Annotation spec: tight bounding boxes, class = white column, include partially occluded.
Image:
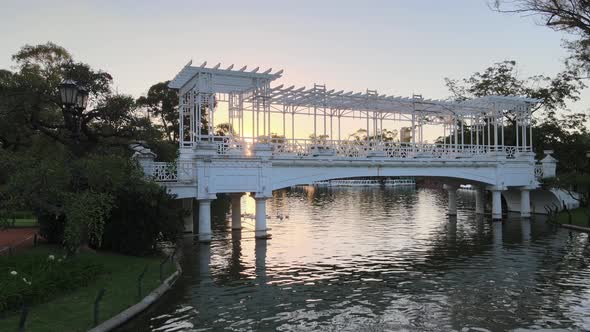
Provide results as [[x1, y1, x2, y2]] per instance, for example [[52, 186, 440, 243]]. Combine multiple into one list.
[[444, 184, 458, 216], [255, 197, 269, 239], [198, 199, 212, 242], [520, 188, 531, 218], [231, 193, 243, 230], [491, 190, 503, 221], [475, 187, 485, 214]]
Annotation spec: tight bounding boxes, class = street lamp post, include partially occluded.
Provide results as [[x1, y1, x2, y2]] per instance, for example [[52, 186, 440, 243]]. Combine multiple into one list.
[[58, 80, 88, 156]]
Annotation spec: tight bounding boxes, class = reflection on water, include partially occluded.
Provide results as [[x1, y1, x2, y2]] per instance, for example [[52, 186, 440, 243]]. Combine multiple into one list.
[[119, 187, 590, 331]]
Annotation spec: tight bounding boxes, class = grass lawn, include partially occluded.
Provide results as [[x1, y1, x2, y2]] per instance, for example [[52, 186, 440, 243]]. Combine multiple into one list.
[[0, 245, 176, 332], [1, 212, 38, 228], [10, 218, 38, 227], [556, 207, 590, 227]]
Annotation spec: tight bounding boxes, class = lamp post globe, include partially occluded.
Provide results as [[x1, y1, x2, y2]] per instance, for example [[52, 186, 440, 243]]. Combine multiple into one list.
[[75, 86, 89, 111], [58, 79, 79, 107]]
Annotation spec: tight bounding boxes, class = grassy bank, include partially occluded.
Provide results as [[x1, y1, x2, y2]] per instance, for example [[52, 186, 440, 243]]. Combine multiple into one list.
[[556, 207, 590, 227], [0, 245, 176, 331]]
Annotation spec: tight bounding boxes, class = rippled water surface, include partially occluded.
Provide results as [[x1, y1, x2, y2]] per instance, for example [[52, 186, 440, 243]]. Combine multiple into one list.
[[120, 187, 590, 331]]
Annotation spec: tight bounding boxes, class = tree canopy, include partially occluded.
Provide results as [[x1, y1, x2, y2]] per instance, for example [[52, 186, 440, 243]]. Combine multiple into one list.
[[0, 43, 182, 254]]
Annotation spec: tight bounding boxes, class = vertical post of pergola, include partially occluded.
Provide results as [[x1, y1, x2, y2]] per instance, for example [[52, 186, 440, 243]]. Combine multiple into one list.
[[255, 82, 259, 140], [282, 105, 286, 139], [209, 94, 214, 142], [522, 106, 527, 152], [487, 117, 491, 151], [514, 113, 520, 151], [195, 90, 201, 143], [252, 92, 256, 143], [291, 107, 295, 143], [239, 94, 244, 139], [460, 116, 464, 151], [267, 83, 271, 139], [469, 117, 473, 148], [338, 113, 341, 142], [411, 113, 416, 149], [330, 109, 333, 144], [493, 103, 498, 152], [454, 115, 458, 152], [313, 87, 318, 142], [366, 110, 370, 145], [323, 91, 327, 140], [528, 106, 533, 152], [501, 108, 505, 150]]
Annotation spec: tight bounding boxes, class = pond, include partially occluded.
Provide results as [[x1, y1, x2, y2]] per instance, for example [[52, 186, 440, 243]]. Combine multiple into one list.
[[119, 186, 590, 331]]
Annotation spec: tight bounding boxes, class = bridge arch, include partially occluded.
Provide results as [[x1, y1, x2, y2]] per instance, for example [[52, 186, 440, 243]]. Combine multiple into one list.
[[269, 165, 497, 191]]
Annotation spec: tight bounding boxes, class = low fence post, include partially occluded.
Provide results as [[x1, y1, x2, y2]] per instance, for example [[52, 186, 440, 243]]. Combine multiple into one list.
[[93, 288, 106, 327], [159, 257, 168, 282], [137, 266, 148, 301], [17, 304, 28, 332]]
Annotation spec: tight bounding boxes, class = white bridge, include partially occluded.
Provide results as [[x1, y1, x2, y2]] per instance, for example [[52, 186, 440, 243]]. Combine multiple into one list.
[[135, 61, 562, 242]]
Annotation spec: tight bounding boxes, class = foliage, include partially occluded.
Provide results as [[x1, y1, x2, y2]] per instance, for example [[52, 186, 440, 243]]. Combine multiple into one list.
[[63, 191, 113, 253], [346, 128, 398, 142], [215, 122, 235, 136], [0, 43, 183, 254], [38, 213, 66, 244], [445, 60, 585, 119], [446, 59, 590, 204], [0, 42, 146, 156], [136, 81, 179, 143], [0, 247, 104, 313], [493, 1, 590, 77], [100, 179, 183, 256], [444, 60, 589, 162]]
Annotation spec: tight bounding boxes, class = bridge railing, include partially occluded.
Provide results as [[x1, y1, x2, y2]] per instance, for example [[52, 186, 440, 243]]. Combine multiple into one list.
[[145, 161, 196, 183], [184, 136, 533, 160], [256, 138, 530, 159]]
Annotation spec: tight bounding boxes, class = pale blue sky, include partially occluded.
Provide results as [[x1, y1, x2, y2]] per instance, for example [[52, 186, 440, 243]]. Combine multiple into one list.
[[0, 0, 587, 110]]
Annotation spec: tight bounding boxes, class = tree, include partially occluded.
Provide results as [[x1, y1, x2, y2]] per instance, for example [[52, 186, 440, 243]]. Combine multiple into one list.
[[0, 43, 182, 254], [445, 60, 585, 122], [136, 81, 179, 143], [215, 122, 235, 136], [492, 1, 590, 77], [0, 43, 143, 157], [446, 59, 590, 205]]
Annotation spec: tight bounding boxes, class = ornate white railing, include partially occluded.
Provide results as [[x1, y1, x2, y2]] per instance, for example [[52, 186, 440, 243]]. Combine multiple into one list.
[[146, 162, 195, 183], [534, 164, 543, 179], [180, 136, 533, 160]]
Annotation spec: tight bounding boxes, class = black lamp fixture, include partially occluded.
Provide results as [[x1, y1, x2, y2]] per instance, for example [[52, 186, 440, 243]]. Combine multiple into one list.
[[75, 86, 89, 111], [58, 79, 79, 107]]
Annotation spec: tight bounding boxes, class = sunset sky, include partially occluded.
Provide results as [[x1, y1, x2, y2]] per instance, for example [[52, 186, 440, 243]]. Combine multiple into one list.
[[1, 0, 586, 140]]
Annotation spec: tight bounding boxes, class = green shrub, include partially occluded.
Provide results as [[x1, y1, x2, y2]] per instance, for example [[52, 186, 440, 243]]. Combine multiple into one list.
[[99, 180, 183, 256], [0, 249, 103, 313], [38, 212, 66, 244]]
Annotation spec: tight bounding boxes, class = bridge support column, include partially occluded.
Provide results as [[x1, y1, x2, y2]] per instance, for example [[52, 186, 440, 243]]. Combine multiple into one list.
[[198, 199, 212, 243], [230, 193, 244, 230], [491, 189, 503, 221], [444, 184, 458, 216], [255, 197, 270, 239], [520, 188, 531, 218], [475, 186, 485, 214]]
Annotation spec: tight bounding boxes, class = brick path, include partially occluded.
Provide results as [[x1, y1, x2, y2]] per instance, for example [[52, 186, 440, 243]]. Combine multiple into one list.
[[0, 228, 39, 255]]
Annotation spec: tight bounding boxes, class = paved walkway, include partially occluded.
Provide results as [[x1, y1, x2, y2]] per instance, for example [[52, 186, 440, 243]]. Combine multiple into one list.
[[0, 228, 39, 255]]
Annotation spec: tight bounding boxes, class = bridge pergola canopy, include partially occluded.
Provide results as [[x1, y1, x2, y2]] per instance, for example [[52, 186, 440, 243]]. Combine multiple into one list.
[[169, 61, 541, 152]]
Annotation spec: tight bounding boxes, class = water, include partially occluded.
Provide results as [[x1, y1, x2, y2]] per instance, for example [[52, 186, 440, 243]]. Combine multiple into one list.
[[119, 187, 590, 331]]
